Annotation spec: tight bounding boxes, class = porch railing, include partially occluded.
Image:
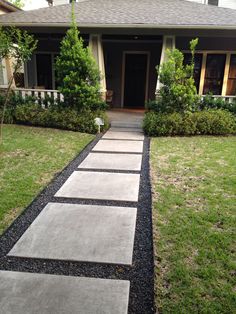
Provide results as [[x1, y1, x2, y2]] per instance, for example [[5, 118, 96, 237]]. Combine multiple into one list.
[[201, 95, 236, 103], [0, 87, 64, 105]]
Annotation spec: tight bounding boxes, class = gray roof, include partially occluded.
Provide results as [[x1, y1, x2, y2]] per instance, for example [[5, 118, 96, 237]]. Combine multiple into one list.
[[0, 0, 236, 29]]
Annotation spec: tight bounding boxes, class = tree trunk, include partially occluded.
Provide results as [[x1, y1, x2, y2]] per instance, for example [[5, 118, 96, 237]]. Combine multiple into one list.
[[0, 63, 20, 144]]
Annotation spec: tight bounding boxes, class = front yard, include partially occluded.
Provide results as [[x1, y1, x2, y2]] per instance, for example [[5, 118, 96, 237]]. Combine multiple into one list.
[[151, 136, 236, 313], [0, 125, 94, 235]]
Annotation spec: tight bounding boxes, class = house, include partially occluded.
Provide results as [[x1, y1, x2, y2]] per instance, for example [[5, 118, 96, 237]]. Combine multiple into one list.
[[0, 0, 21, 87], [187, 0, 236, 10], [0, 0, 236, 108]]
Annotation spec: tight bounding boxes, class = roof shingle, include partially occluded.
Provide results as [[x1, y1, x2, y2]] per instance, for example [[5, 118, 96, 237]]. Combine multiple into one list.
[[0, 0, 236, 28]]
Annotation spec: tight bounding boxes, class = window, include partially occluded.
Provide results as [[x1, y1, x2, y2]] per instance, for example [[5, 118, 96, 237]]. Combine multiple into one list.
[[208, 0, 219, 6], [36, 54, 53, 89], [183, 53, 203, 93], [203, 54, 226, 95], [226, 54, 236, 96]]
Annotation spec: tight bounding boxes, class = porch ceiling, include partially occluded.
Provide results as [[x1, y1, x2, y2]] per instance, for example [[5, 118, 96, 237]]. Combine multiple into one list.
[[0, 0, 236, 30]]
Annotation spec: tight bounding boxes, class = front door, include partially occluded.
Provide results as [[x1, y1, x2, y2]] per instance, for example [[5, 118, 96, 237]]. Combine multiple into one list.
[[123, 53, 148, 108]]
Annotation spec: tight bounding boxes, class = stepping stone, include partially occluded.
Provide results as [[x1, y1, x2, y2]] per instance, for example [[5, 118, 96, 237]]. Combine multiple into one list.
[[109, 127, 143, 133], [55, 171, 140, 202], [8, 203, 137, 265], [79, 153, 142, 171], [93, 140, 143, 153], [111, 122, 142, 128], [103, 130, 144, 141], [0, 271, 130, 314]]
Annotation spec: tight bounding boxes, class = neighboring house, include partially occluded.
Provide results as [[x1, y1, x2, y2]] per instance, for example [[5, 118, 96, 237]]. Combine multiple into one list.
[[0, 0, 236, 108], [0, 0, 21, 87], [187, 0, 236, 9], [46, 0, 81, 6]]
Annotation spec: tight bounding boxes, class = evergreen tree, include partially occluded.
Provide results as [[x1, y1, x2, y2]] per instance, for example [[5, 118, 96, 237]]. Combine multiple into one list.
[[55, 1, 102, 111]]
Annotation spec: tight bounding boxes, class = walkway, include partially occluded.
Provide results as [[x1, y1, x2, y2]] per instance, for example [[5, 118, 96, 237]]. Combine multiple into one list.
[[0, 111, 154, 313]]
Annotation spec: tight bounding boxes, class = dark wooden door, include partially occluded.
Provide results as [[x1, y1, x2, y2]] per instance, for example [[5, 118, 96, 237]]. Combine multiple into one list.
[[123, 53, 148, 108]]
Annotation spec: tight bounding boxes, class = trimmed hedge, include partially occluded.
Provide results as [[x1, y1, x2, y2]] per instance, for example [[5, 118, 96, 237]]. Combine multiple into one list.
[[14, 104, 109, 134], [143, 110, 236, 136]]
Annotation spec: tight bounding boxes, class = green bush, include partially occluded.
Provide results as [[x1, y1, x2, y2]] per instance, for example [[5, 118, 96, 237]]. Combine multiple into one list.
[[55, 2, 104, 112], [15, 104, 109, 134], [155, 38, 200, 114], [143, 110, 236, 136], [200, 95, 236, 115]]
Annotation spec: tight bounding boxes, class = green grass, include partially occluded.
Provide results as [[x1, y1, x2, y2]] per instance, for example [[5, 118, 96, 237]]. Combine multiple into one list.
[[0, 125, 94, 235], [151, 136, 236, 314]]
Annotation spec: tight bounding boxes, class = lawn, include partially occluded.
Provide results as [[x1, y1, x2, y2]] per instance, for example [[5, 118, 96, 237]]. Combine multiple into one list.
[[151, 136, 236, 314], [0, 125, 94, 235]]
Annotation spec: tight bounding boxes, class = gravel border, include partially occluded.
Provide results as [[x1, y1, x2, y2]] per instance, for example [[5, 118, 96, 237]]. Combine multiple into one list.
[[0, 134, 155, 314]]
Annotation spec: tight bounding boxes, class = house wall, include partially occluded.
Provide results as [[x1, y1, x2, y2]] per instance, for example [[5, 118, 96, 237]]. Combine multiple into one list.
[[176, 37, 236, 51], [103, 41, 162, 107]]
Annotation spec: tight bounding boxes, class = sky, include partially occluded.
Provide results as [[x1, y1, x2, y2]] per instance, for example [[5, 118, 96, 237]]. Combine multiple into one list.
[[23, 0, 48, 10]]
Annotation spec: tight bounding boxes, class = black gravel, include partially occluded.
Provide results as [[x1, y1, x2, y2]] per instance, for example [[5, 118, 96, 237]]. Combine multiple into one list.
[[0, 134, 155, 314]]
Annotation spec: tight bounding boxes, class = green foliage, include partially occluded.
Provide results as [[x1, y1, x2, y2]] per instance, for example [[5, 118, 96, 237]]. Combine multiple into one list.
[[14, 104, 108, 134], [0, 26, 37, 143], [200, 95, 236, 115], [0, 27, 37, 72], [156, 38, 199, 113], [8, 0, 25, 9], [55, 2, 103, 111], [143, 110, 236, 136]]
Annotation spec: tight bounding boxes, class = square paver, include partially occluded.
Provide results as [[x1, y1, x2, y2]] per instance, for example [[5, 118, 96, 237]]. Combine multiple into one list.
[[0, 271, 130, 314], [93, 140, 143, 153], [55, 171, 140, 202], [8, 203, 137, 265], [109, 127, 143, 133], [79, 153, 142, 171], [103, 130, 144, 141]]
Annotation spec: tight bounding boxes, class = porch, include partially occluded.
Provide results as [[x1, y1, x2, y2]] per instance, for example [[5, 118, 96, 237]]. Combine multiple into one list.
[[1, 33, 236, 106]]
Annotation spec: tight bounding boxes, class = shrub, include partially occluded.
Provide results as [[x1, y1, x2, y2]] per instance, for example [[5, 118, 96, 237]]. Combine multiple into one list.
[[156, 38, 200, 114], [55, 2, 103, 112], [15, 104, 109, 134], [143, 110, 236, 136], [200, 95, 236, 115]]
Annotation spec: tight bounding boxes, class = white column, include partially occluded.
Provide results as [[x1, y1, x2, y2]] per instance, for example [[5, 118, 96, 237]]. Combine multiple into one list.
[[156, 36, 176, 95], [89, 34, 106, 100]]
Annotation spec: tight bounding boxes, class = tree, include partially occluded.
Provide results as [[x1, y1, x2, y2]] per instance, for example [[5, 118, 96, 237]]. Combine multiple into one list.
[[156, 38, 199, 113], [55, 0, 102, 111], [0, 27, 37, 143], [8, 0, 25, 9]]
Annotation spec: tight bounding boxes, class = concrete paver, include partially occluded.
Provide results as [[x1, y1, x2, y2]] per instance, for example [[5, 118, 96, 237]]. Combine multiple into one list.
[[8, 203, 137, 264], [55, 171, 140, 202], [0, 271, 130, 314], [93, 140, 143, 153], [103, 130, 144, 140], [79, 153, 142, 171]]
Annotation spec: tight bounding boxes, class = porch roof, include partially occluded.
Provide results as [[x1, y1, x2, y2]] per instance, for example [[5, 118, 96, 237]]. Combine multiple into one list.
[[0, 0, 236, 30]]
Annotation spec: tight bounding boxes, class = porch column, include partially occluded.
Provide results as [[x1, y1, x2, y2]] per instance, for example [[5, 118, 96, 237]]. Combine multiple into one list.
[[89, 34, 106, 100], [5, 57, 16, 88], [155, 36, 176, 94]]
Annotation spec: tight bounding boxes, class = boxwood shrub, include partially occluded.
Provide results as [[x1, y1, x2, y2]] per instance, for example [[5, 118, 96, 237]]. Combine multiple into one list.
[[12, 104, 109, 134], [143, 110, 236, 136]]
